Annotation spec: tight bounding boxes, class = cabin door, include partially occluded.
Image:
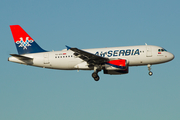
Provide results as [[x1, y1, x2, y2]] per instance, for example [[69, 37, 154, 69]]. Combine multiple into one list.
[[44, 53, 50, 64], [146, 46, 152, 57]]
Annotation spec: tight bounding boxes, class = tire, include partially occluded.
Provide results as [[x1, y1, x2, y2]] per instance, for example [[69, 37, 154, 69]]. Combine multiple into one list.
[[92, 72, 98, 78], [94, 76, 100, 81], [149, 71, 153, 76]]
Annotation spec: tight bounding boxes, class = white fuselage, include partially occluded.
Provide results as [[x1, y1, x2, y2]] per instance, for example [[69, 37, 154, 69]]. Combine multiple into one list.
[[8, 45, 174, 70]]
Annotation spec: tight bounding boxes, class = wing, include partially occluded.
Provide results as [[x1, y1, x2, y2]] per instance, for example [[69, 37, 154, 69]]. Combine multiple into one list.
[[66, 46, 109, 65]]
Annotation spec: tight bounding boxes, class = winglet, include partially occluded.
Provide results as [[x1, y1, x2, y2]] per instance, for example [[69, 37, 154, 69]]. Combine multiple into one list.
[[66, 45, 71, 50]]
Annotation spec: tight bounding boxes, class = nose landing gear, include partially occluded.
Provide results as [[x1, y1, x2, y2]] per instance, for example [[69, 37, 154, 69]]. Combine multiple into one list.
[[147, 64, 153, 76], [149, 71, 153, 76]]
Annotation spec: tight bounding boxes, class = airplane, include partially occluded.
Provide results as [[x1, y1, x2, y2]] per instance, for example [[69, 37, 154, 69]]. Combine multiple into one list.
[[8, 25, 174, 81]]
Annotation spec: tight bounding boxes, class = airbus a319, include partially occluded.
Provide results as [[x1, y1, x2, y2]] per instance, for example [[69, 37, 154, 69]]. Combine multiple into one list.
[[8, 25, 174, 81]]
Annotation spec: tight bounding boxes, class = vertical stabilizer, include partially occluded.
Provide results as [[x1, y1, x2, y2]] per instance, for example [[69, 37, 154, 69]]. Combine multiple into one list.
[[10, 25, 47, 54]]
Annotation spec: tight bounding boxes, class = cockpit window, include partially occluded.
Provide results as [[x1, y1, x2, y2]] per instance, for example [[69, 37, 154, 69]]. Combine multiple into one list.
[[158, 48, 167, 52]]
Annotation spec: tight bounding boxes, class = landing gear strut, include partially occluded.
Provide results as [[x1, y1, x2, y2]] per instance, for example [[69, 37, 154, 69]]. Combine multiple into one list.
[[92, 65, 101, 81], [147, 64, 153, 76]]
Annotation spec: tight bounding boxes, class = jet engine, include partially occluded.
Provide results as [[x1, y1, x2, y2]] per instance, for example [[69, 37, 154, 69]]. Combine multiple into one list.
[[103, 59, 129, 75]]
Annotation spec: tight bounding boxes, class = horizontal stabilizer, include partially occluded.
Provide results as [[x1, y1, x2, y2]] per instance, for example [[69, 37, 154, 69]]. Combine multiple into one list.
[[10, 54, 33, 60]]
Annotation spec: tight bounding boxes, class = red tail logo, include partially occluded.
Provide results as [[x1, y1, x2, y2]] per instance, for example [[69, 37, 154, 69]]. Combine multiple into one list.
[[10, 25, 46, 54], [10, 25, 34, 42], [10, 25, 34, 49]]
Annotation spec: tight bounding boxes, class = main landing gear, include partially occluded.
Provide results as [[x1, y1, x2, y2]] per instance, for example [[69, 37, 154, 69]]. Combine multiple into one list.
[[92, 66, 101, 81], [147, 64, 153, 76], [92, 72, 100, 81]]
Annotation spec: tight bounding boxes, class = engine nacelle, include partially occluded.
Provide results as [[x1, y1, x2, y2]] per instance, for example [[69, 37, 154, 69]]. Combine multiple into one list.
[[103, 68, 128, 75], [103, 59, 129, 75]]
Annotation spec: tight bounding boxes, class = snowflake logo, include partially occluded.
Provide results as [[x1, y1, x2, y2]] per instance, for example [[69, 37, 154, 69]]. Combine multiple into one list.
[[16, 37, 34, 49]]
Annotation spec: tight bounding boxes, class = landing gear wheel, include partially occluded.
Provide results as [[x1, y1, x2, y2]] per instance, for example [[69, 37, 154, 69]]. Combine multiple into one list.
[[92, 72, 100, 81], [94, 76, 100, 81], [92, 72, 98, 78], [92, 65, 102, 81], [149, 71, 153, 76]]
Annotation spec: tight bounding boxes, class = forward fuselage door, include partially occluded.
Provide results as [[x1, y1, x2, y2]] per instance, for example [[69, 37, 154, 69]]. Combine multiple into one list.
[[146, 46, 152, 57]]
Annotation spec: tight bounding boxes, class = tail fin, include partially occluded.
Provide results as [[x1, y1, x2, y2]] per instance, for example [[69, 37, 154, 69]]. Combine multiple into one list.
[[10, 25, 47, 54]]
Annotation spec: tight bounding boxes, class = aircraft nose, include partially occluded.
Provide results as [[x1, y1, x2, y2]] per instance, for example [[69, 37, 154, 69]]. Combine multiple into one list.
[[168, 52, 175, 61]]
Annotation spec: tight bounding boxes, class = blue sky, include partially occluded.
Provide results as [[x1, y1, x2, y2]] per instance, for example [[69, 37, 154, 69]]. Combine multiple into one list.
[[0, 0, 179, 120]]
